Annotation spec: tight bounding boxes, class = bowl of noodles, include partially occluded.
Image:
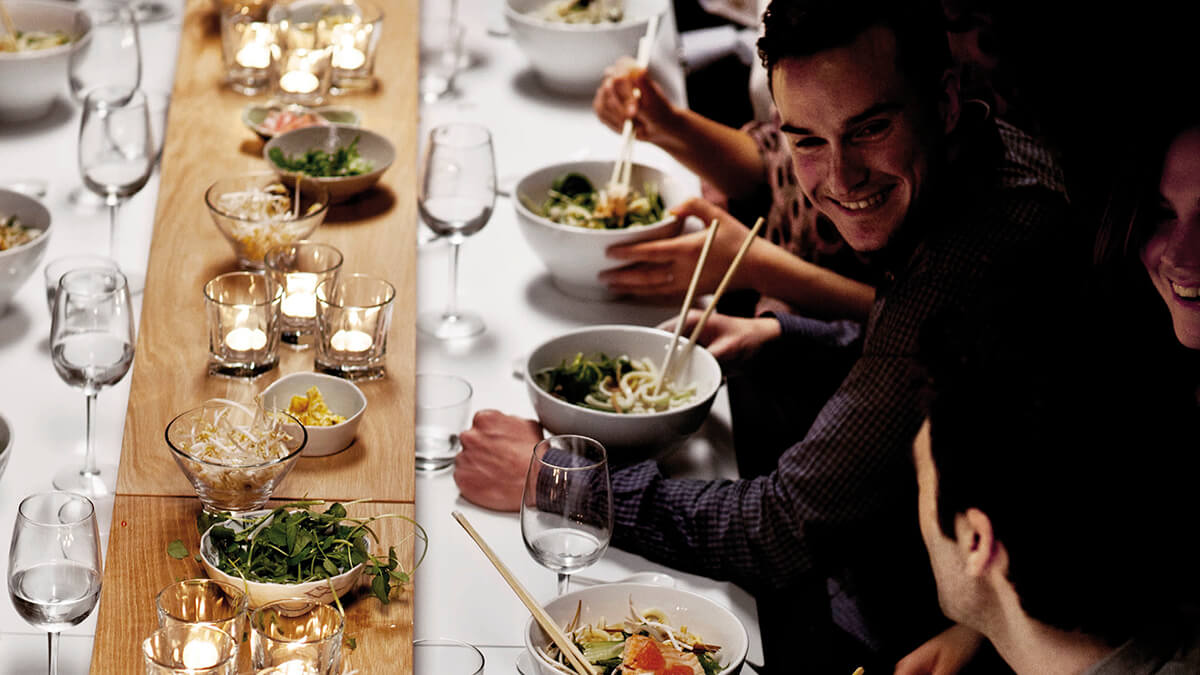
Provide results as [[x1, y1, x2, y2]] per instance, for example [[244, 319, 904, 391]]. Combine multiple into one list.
[[525, 324, 722, 460], [0, 0, 90, 121], [524, 581, 749, 675], [505, 0, 668, 95], [514, 159, 686, 301], [0, 187, 52, 313]]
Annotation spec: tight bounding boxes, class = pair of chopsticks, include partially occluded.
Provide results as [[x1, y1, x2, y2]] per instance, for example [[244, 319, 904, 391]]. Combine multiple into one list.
[[655, 216, 765, 393], [453, 511, 598, 675], [608, 13, 660, 192]]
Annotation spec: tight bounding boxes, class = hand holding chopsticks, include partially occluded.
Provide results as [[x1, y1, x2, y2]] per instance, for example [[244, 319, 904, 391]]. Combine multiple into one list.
[[608, 14, 660, 191], [452, 511, 598, 675]]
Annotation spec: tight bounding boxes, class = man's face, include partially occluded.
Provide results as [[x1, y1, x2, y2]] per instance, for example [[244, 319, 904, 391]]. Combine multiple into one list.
[[1142, 126, 1200, 349], [773, 26, 946, 252], [914, 421, 978, 627]]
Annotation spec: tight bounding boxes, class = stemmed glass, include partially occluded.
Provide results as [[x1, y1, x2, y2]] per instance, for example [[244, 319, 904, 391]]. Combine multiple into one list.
[[417, 123, 496, 339], [78, 87, 155, 293], [50, 268, 135, 497], [7, 492, 103, 675], [520, 435, 613, 596]]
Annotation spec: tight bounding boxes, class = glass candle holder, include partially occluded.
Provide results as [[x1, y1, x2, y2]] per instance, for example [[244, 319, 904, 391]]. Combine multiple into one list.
[[204, 271, 282, 378], [220, 0, 277, 95], [314, 274, 395, 380], [143, 624, 238, 675], [264, 241, 344, 347], [250, 600, 344, 675], [155, 579, 248, 658], [270, 1, 333, 106], [318, 0, 383, 94]]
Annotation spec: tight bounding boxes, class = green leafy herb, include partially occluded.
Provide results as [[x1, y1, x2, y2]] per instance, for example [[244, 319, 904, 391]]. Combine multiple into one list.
[[698, 651, 723, 675], [528, 172, 666, 230], [344, 635, 357, 651], [534, 352, 632, 409], [167, 539, 189, 560], [268, 136, 374, 177], [201, 500, 427, 605]]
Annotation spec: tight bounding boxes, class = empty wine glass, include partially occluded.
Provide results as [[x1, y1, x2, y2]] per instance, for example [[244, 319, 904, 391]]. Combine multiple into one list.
[[50, 267, 135, 497], [520, 435, 613, 596], [417, 123, 496, 339], [78, 87, 154, 293], [7, 492, 103, 675]]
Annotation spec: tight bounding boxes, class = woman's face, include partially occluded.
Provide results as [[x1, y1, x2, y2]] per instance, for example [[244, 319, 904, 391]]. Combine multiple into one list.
[[1143, 126, 1200, 349]]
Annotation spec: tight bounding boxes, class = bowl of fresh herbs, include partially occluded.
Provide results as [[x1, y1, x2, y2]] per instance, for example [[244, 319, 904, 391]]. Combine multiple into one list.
[[264, 124, 395, 203], [198, 501, 426, 609]]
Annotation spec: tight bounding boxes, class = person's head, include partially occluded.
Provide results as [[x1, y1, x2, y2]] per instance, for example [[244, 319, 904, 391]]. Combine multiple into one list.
[[757, 0, 959, 253]]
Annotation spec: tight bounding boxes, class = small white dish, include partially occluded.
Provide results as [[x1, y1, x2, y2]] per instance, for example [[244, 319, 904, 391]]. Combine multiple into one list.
[[259, 372, 366, 457]]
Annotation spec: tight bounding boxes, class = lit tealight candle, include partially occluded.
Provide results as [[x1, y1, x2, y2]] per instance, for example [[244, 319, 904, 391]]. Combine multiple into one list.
[[181, 639, 220, 669], [279, 69, 319, 93], [281, 272, 318, 318], [330, 328, 372, 352], [332, 44, 365, 70], [235, 41, 271, 68], [225, 326, 268, 351]]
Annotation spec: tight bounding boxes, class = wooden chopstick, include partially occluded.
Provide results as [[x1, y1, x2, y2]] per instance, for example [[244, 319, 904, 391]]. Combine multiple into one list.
[[655, 218, 719, 394], [452, 511, 597, 675], [608, 13, 660, 189], [667, 216, 764, 383], [0, 1, 18, 49]]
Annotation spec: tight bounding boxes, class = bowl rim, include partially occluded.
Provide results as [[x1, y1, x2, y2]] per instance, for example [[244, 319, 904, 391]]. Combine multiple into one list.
[[259, 371, 368, 430], [524, 580, 750, 674], [525, 324, 722, 419], [203, 170, 331, 223], [0, 188, 52, 259], [165, 400, 308, 469], [0, 0, 91, 60], [242, 102, 363, 139], [263, 123, 396, 182], [512, 160, 680, 237], [504, 0, 659, 33]]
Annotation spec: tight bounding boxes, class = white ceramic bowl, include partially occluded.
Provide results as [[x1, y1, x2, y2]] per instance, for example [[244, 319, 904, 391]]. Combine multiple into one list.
[[513, 160, 686, 300], [259, 372, 367, 457], [0, 188, 52, 312], [264, 124, 395, 203], [0, 0, 90, 121], [0, 411, 12, 482], [505, 0, 668, 95], [525, 324, 722, 461], [524, 582, 748, 675], [199, 509, 367, 609]]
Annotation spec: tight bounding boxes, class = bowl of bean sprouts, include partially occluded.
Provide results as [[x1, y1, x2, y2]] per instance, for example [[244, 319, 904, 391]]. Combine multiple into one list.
[[525, 324, 722, 460], [205, 172, 330, 269], [0, 0, 90, 121]]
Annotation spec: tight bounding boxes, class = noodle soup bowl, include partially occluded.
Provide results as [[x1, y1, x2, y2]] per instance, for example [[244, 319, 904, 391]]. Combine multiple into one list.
[[0, 0, 91, 121], [513, 159, 686, 301], [525, 582, 748, 675], [525, 324, 722, 462]]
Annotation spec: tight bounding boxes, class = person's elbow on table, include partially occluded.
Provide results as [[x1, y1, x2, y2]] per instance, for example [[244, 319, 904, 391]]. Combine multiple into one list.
[[454, 409, 545, 512]]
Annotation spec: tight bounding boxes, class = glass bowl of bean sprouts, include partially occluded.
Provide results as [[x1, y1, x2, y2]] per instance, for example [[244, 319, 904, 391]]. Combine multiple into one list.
[[205, 172, 329, 269]]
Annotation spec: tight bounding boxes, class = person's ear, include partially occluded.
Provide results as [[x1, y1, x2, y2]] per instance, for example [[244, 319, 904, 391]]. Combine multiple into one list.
[[955, 507, 996, 578], [939, 69, 962, 135]]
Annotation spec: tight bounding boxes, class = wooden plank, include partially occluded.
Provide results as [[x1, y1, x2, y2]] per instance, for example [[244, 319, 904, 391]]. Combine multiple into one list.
[[90, 496, 417, 673], [114, 0, 418, 503]]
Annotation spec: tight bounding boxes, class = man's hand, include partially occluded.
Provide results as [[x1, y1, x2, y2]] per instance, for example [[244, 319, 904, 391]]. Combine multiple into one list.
[[454, 410, 545, 512], [657, 310, 780, 368], [894, 624, 985, 675], [593, 57, 678, 147]]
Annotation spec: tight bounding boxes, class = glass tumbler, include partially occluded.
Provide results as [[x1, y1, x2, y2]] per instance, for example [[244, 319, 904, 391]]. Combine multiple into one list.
[[318, 0, 384, 93], [264, 241, 344, 347], [314, 274, 395, 380], [270, 1, 333, 106], [250, 600, 344, 674], [204, 271, 282, 377], [220, 0, 277, 95], [155, 578, 248, 656], [415, 373, 473, 471], [143, 624, 237, 674]]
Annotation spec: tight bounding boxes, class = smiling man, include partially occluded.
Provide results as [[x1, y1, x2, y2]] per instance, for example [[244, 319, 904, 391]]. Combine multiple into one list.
[[454, 0, 1071, 669]]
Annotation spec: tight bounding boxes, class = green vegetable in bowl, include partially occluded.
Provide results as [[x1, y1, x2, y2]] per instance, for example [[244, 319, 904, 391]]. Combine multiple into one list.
[[524, 172, 665, 230], [268, 136, 374, 177]]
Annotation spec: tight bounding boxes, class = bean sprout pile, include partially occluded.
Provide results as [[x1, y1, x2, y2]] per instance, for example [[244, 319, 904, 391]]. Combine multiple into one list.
[[0, 215, 37, 251], [0, 30, 71, 52]]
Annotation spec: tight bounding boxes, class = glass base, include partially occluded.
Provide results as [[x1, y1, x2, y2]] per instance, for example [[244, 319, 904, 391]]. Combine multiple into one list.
[[208, 358, 278, 378], [415, 430, 461, 471], [314, 359, 384, 381], [417, 310, 484, 340], [52, 463, 118, 498]]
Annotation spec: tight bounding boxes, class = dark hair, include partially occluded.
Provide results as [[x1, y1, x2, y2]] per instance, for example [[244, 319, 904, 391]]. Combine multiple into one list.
[[757, 0, 951, 99], [919, 249, 1200, 642]]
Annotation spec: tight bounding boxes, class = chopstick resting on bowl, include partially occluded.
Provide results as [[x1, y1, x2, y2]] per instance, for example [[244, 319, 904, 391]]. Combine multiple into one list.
[[662, 216, 765, 387], [452, 511, 598, 675], [655, 218, 719, 395], [0, 1, 18, 51], [608, 13, 660, 194]]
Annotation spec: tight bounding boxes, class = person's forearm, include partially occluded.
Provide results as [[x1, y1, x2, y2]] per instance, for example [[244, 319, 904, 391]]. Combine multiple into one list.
[[651, 108, 765, 200], [740, 241, 876, 320]]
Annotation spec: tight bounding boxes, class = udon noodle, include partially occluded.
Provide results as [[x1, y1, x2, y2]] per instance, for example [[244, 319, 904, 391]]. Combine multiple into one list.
[[535, 352, 697, 414]]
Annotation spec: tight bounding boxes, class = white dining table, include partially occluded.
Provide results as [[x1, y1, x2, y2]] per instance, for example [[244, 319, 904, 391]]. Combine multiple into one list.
[[0, 0, 764, 671]]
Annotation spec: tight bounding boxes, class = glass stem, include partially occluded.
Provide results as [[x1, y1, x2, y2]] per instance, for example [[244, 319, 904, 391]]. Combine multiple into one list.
[[83, 392, 99, 478], [557, 573, 569, 596], [48, 631, 59, 675], [107, 201, 120, 260], [445, 241, 461, 321]]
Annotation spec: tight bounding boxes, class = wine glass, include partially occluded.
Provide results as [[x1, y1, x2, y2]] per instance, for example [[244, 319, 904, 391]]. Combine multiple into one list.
[[7, 492, 103, 675], [67, 0, 142, 213], [78, 87, 155, 294], [417, 123, 496, 339], [50, 267, 135, 497], [520, 435, 613, 596]]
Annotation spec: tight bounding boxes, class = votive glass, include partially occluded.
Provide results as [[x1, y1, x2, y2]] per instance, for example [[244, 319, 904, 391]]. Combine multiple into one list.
[[204, 271, 282, 377], [415, 373, 472, 472], [318, 0, 383, 93], [264, 241, 344, 347], [155, 579, 248, 658], [270, 1, 333, 106], [413, 638, 485, 675], [42, 255, 120, 316], [250, 600, 344, 675], [314, 274, 395, 380], [220, 0, 277, 95], [143, 624, 237, 674]]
